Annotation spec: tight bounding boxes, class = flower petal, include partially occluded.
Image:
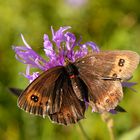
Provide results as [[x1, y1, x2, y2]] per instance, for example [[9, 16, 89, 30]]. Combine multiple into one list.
[[109, 109, 117, 114], [64, 32, 76, 61], [84, 41, 100, 52], [44, 34, 57, 60], [20, 65, 40, 83], [122, 82, 137, 92], [21, 34, 31, 49], [74, 37, 99, 60], [51, 26, 71, 47], [122, 82, 137, 87], [13, 46, 47, 70]]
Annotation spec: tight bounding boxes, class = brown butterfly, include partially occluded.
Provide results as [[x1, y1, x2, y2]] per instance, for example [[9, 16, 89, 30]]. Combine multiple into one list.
[[14, 50, 140, 125]]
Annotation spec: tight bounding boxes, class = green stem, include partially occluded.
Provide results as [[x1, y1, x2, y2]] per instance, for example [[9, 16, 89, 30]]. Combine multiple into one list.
[[101, 113, 115, 140], [78, 122, 91, 140]]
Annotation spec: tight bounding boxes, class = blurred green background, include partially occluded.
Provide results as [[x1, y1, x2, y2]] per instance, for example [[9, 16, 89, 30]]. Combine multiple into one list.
[[0, 0, 140, 140]]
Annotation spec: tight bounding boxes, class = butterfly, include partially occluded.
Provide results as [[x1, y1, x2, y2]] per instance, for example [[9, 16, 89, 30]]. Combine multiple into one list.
[[11, 50, 140, 125]]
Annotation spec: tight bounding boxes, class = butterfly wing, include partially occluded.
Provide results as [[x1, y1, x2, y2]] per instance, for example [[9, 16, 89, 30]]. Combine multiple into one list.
[[17, 66, 65, 116], [75, 51, 140, 81], [48, 76, 86, 125], [75, 50, 139, 112], [17, 65, 86, 125]]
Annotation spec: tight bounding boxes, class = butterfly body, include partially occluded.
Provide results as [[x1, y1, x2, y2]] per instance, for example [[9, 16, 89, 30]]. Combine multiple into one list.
[[17, 50, 139, 125]]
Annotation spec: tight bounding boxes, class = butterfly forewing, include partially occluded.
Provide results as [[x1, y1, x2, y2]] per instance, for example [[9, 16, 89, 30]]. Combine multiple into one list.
[[75, 50, 140, 81], [18, 66, 65, 116], [75, 50, 139, 112]]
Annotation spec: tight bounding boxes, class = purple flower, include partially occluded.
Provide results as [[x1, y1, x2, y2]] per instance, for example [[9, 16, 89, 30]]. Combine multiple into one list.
[[13, 26, 136, 113], [65, 0, 87, 8], [122, 82, 137, 92], [13, 26, 99, 82]]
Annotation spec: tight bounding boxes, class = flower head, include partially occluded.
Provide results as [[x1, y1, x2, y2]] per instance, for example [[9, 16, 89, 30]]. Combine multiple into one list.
[[13, 26, 136, 114], [13, 26, 99, 82]]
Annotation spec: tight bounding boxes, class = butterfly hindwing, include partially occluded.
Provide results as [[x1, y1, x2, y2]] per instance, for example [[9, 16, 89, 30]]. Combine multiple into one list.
[[75, 50, 139, 112], [48, 77, 86, 125], [78, 74, 123, 113]]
